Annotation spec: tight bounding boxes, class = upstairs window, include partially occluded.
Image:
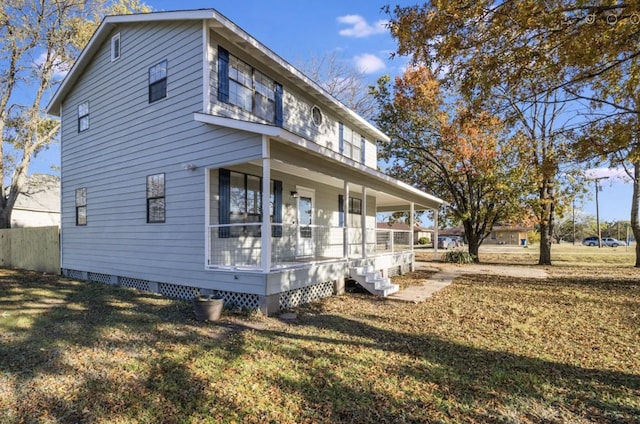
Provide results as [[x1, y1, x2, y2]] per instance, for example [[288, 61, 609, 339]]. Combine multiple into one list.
[[149, 60, 167, 103], [311, 105, 323, 127], [111, 33, 121, 61], [229, 55, 253, 111], [338, 123, 362, 163], [217, 47, 283, 125], [75, 188, 87, 226], [78, 101, 89, 132], [147, 174, 165, 223]]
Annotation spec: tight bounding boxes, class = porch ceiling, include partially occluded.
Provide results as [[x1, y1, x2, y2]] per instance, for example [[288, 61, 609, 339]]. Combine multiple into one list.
[[256, 140, 442, 211]]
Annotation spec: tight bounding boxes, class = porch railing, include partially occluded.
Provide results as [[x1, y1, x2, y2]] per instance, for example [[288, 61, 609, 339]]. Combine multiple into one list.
[[375, 229, 412, 254], [207, 223, 344, 269], [207, 224, 413, 270]]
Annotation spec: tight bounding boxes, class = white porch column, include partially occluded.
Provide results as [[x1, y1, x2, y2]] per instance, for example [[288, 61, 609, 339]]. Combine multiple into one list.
[[343, 181, 349, 259], [261, 136, 272, 272], [409, 203, 415, 249], [433, 208, 439, 260], [361, 187, 367, 260]]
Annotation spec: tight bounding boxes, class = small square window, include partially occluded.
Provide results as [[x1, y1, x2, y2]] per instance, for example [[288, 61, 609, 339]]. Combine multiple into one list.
[[147, 174, 165, 223], [111, 33, 121, 61], [78, 101, 89, 132], [75, 188, 87, 226], [149, 60, 167, 103]]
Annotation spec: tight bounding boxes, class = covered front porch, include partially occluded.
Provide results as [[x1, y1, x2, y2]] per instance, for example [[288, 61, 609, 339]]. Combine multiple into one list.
[[203, 128, 443, 276]]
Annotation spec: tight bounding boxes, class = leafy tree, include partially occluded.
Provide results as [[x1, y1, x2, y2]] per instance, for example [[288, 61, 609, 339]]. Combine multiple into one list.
[[372, 66, 533, 261], [384, 1, 640, 265], [0, 0, 149, 228], [561, 5, 640, 264]]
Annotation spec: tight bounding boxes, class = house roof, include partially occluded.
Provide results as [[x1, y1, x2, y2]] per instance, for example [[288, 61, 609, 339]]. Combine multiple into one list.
[[13, 174, 60, 213], [440, 225, 532, 236], [45, 8, 389, 143]]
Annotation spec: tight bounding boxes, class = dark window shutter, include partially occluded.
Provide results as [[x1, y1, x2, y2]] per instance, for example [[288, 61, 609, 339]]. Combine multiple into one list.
[[339, 122, 344, 154], [273, 180, 283, 237], [218, 168, 230, 238], [338, 194, 344, 227], [274, 83, 283, 127], [218, 47, 229, 103], [361, 136, 366, 163]]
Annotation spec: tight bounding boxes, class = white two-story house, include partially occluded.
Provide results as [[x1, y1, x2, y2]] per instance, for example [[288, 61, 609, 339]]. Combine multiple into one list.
[[46, 9, 444, 314]]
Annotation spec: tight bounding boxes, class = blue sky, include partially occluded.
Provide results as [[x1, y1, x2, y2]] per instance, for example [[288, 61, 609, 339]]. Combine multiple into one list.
[[35, 0, 633, 223]]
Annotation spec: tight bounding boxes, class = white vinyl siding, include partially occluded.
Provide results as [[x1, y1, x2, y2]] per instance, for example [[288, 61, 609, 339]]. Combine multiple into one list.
[[60, 20, 265, 293]]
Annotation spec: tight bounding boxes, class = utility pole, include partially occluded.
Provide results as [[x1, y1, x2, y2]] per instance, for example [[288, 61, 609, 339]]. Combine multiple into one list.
[[594, 176, 609, 248], [572, 198, 576, 245]]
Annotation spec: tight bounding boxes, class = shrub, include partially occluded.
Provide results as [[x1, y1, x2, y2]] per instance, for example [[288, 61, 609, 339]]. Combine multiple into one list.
[[443, 250, 476, 264], [418, 237, 430, 245]]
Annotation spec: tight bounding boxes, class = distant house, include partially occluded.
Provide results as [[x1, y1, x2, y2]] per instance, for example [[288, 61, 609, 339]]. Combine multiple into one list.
[[440, 225, 531, 245], [11, 174, 60, 228], [45, 9, 445, 314], [376, 222, 433, 244], [487, 226, 531, 245]]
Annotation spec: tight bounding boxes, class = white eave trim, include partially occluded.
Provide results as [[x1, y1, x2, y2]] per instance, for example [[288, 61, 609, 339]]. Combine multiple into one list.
[[194, 113, 445, 208]]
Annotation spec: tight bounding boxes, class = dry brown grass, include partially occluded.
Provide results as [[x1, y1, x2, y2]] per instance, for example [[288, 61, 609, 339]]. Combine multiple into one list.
[[1, 262, 639, 423]]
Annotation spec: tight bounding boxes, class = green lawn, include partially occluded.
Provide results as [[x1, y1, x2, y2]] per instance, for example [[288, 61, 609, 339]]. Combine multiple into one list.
[[1, 262, 639, 423]]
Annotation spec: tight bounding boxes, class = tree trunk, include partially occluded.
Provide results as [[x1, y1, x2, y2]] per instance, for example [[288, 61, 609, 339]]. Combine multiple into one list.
[[538, 179, 554, 266], [468, 238, 481, 263], [631, 162, 640, 267], [463, 221, 481, 263], [0, 207, 12, 229]]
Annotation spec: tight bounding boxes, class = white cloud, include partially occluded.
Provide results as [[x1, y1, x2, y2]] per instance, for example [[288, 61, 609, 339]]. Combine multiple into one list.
[[584, 167, 632, 183], [353, 53, 386, 74], [34, 51, 70, 78], [337, 15, 388, 38]]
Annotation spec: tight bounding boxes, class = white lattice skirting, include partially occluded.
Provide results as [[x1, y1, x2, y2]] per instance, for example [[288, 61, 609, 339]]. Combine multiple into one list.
[[62, 269, 275, 311], [280, 281, 334, 309]]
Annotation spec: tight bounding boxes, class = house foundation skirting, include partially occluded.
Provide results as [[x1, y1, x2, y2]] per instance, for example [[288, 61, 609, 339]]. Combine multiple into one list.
[[62, 268, 342, 315]]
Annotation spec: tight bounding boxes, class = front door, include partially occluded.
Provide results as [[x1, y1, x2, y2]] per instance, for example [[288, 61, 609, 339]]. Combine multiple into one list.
[[296, 188, 315, 257]]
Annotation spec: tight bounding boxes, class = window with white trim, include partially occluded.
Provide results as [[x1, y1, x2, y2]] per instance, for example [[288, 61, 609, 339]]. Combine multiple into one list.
[[339, 124, 362, 162], [218, 169, 283, 238], [111, 33, 121, 61], [148, 60, 167, 103], [218, 47, 282, 125], [147, 174, 165, 223], [75, 188, 87, 226], [78, 101, 89, 132]]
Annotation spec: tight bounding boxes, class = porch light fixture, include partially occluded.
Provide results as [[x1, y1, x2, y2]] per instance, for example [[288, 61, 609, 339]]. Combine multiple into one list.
[[183, 163, 197, 171], [290, 191, 299, 198]]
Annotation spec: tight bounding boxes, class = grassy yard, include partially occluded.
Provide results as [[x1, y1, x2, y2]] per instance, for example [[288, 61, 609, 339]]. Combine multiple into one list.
[[416, 243, 637, 266], [1, 258, 639, 423]]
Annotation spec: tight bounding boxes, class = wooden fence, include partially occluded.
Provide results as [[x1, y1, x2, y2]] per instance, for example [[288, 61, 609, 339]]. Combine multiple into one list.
[[0, 226, 60, 274]]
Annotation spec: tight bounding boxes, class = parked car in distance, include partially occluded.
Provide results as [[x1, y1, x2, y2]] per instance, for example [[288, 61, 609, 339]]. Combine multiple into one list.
[[602, 237, 627, 247], [438, 236, 456, 249], [582, 236, 627, 247], [582, 236, 599, 246]]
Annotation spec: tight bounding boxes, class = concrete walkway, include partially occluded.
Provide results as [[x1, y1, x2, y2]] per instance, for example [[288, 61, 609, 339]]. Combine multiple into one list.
[[388, 263, 548, 303]]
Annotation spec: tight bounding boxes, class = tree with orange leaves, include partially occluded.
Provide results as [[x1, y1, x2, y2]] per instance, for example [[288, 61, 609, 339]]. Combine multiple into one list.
[[372, 66, 533, 261]]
